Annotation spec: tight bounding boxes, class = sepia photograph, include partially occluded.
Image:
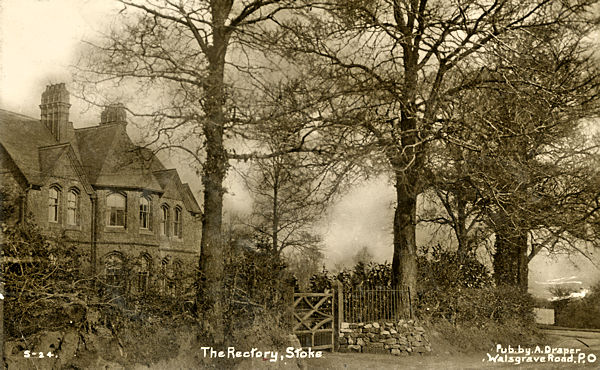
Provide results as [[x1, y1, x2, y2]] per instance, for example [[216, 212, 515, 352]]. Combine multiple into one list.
[[1, 0, 600, 369]]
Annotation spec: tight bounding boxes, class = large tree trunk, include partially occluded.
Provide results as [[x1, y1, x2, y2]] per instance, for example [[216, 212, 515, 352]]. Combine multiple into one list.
[[493, 229, 529, 291], [455, 196, 472, 255], [272, 164, 279, 255], [197, 2, 230, 344], [391, 174, 418, 316], [198, 123, 227, 343], [390, 51, 421, 315]]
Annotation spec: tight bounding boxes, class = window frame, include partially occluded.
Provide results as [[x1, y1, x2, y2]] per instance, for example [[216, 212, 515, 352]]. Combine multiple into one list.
[[66, 187, 80, 226], [48, 186, 61, 223], [139, 195, 152, 230], [160, 204, 170, 236], [160, 256, 172, 294], [107, 192, 127, 228], [136, 255, 151, 294], [173, 206, 183, 238], [104, 253, 124, 288]]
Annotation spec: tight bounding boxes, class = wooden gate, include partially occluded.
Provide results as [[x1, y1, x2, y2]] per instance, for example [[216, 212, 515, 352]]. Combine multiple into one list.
[[292, 292, 335, 350]]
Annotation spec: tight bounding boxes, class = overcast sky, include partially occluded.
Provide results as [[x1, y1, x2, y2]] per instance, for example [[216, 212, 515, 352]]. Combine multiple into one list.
[[1, 0, 599, 297]]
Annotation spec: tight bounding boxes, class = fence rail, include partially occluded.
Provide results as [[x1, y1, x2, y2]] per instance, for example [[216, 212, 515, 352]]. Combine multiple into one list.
[[342, 287, 411, 323]]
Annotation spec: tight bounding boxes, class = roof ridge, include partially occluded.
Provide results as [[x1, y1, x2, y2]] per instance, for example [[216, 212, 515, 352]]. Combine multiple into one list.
[[38, 142, 71, 150], [74, 123, 120, 131], [153, 168, 178, 173], [0, 108, 37, 121]]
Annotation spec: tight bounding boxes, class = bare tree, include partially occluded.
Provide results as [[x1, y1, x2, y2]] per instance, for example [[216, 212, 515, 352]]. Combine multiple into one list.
[[240, 153, 325, 256], [419, 164, 486, 256], [425, 23, 600, 289], [238, 122, 356, 256], [268, 0, 599, 302], [74, 0, 317, 342]]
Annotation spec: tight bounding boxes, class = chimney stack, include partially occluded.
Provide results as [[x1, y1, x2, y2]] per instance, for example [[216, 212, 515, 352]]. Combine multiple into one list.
[[100, 103, 127, 125], [40, 83, 73, 142]]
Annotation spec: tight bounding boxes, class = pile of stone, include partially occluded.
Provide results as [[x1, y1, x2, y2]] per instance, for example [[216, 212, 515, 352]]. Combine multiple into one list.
[[338, 320, 432, 356]]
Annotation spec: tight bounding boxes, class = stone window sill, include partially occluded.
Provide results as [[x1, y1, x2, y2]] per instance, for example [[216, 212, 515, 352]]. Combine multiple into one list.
[[104, 226, 126, 232]]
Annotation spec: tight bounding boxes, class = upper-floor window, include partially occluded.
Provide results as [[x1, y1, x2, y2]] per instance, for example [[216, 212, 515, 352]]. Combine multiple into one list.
[[107, 193, 126, 227], [48, 186, 60, 223], [160, 205, 170, 236], [173, 207, 182, 238], [139, 196, 151, 230], [67, 188, 79, 226]]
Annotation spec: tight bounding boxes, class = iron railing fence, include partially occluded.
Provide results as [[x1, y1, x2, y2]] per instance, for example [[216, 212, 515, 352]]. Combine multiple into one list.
[[342, 287, 412, 323]]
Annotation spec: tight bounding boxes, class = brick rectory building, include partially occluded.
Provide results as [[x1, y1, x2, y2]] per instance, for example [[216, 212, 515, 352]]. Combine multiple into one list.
[[0, 83, 202, 294]]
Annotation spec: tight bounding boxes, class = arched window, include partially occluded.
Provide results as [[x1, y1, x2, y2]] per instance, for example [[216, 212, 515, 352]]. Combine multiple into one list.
[[67, 188, 79, 226], [139, 196, 152, 230], [48, 186, 60, 222], [107, 193, 126, 227], [160, 205, 170, 236], [104, 253, 124, 287], [160, 256, 172, 294], [173, 206, 182, 238], [137, 255, 151, 294]]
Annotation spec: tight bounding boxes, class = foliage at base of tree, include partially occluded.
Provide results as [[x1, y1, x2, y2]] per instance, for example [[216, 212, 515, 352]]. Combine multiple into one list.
[[308, 247, 535, 332], [2, 220, 89, 338], [223, 244, 293, 334], [419, 285, 536, 328], [430, 319, 543, 354], [1, 219, 197, 340], [553, 281, 600, 329], [417, 245, 493, 291], [2, 182, 297, 346]]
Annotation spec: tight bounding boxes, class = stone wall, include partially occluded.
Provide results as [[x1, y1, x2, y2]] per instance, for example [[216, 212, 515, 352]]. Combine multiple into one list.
[[338, 320, 432, 356]]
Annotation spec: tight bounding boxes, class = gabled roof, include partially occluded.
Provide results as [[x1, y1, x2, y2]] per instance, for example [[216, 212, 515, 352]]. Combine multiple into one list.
[[75, 124, 163, 192], [38, 143, 94, 194], [153, 169, 202, 214], [38, 144, 69, 179], [0, 107, 201, 211], [182, 183, 202, 215], [0, 109, 58, 185], [74, 124, 119, 184], [153, 168, 179, 191]]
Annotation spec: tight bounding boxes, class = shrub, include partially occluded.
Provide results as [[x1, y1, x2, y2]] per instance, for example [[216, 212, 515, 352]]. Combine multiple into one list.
[[553, 280, 600, 329], [417, 244, 492, 292], [223, 244, 294, 340], [415, 246, 535, 329], [309, 266, 333, 292], [430, 318, 543, 353], [2, 220, 92, 338], [419, 285, 535, 327]]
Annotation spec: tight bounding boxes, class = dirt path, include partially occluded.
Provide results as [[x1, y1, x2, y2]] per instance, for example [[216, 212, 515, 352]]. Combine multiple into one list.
[[305, 352, 488, 370], [540, 327, 600, 352], [305, 330, 600, 370], [304, 351, 599, 370]]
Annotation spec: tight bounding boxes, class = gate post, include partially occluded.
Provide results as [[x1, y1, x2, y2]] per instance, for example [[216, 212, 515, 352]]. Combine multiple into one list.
[[285, 276, 295, 330], [334, 280, 344, 351]]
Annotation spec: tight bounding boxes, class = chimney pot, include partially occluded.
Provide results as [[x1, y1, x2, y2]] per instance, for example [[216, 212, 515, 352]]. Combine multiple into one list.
[[40, 83, 71, 142], [101, 103, 127, 125]]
